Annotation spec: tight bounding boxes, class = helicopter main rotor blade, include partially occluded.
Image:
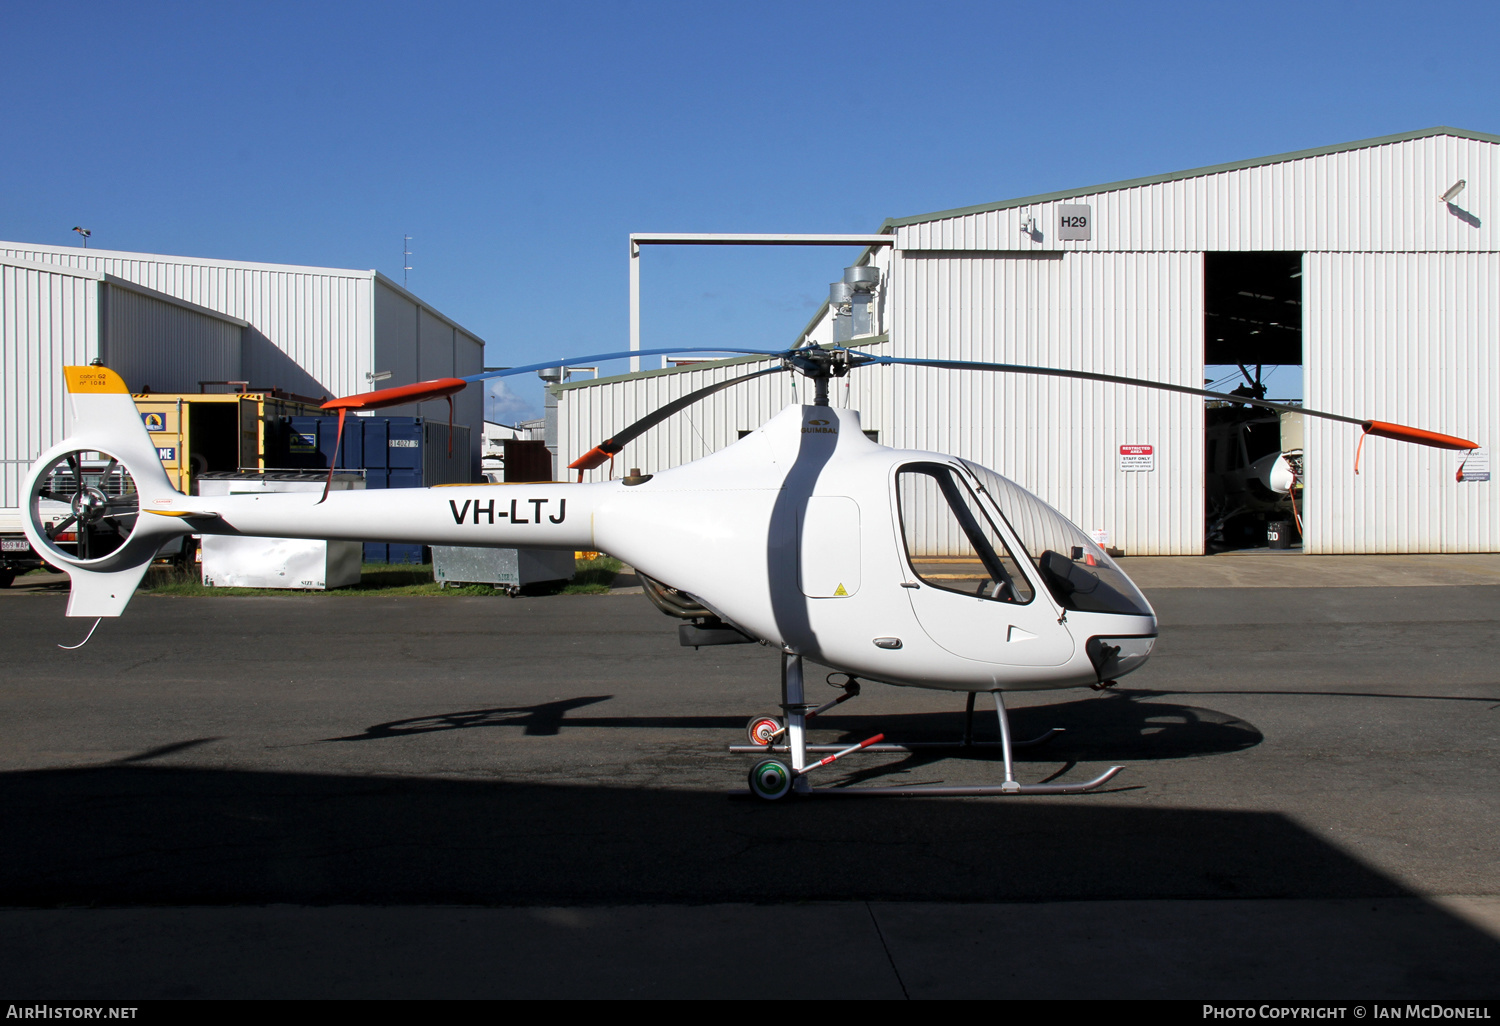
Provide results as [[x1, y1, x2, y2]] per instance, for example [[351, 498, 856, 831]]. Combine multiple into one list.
[[860, 355, 1479, 451], [320, 348, 790, 416], [569, 364, 789, 472], [461, 347, 788, 385]]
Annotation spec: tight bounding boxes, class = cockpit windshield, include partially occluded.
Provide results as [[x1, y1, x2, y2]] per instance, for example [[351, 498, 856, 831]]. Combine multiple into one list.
[[895, 463, 1036, 605], [959, 460, 1154, 618]]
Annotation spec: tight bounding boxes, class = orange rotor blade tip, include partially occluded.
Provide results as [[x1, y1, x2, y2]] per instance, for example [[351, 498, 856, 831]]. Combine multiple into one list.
[[568, 447, 613, 471], [1362, 420, 1480, 451], [323, 377, 468, 412]]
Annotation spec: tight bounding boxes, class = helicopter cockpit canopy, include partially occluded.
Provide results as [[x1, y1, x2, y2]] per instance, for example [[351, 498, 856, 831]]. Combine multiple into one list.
[[958, 460, 1154, 618]]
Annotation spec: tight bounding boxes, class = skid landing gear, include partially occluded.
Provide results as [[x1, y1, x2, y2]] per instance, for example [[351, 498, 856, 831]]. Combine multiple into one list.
[[735, 653, 1123, 800]]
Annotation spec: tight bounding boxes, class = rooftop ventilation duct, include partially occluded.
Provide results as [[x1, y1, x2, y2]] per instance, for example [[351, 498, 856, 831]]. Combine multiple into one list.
[[829, 281, 855, 343], [843, 264, 880, 338]]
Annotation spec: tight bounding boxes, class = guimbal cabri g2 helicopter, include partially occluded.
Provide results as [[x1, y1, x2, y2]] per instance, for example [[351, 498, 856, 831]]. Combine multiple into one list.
[[23, 345, 1478, 799]]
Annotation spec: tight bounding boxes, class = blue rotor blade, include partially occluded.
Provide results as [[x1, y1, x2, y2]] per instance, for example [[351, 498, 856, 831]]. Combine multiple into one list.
[[858, 355, 1364, 425], [462, 347, 788, 384]]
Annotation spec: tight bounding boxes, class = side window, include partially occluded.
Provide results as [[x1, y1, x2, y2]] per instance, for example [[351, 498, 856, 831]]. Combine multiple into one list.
[[896, 464, 1035, 604]]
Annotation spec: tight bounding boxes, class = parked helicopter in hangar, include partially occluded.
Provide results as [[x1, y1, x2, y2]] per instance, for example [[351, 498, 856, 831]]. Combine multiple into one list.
[[22, 345, 1478, 799]]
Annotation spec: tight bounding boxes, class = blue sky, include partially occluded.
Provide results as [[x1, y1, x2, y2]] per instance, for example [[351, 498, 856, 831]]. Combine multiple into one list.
[[4, 1, 1497, 418]]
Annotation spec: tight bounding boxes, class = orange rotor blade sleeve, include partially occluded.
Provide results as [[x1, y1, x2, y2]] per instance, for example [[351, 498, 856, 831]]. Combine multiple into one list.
[[322, 377, 468, 411], [1361, 421, 1479, 451], [568, 446, 615, 471]]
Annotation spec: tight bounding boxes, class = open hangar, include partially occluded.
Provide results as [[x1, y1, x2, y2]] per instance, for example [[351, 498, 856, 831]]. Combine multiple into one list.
[[559, 126, 1498, 555], [0, 242, 486, 536]]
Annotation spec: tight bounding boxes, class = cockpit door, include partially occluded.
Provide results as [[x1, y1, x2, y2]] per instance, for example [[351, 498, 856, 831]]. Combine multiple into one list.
[[894, 463, 1074, 667]]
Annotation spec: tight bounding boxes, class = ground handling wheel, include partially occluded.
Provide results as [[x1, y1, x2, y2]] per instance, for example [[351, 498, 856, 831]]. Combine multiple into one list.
[[748, 758, 794, 801], [745, 715, 783, 747]]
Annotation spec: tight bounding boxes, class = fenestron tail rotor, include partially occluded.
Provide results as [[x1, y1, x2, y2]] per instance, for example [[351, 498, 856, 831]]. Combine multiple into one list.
[[31, 449, 140, 563]]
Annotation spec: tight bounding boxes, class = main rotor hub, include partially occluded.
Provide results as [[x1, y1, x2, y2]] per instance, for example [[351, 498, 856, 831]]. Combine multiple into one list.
[[781, 346, 870, 406]]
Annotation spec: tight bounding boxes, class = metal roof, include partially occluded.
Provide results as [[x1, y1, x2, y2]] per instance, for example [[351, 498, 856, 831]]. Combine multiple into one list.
[[0, 255, 103, 279], [0, 239, 379, 279], [0, 241, 486, 346], [881, 126, 1500, 230], [0, 257, 249, 326]]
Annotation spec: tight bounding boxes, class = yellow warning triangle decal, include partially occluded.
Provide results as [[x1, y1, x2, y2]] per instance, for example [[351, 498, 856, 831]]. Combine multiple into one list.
[[833, 583, 848, 597]]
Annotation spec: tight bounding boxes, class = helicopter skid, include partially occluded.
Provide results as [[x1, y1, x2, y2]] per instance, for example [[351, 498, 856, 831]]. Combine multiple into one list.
[[742, 654, 1123, 800], [737, 765, 1124, 799], [729, 731, 1062, 755]]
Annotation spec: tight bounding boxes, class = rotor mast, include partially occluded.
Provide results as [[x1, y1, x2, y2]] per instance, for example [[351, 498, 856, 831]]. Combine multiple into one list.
[[783, 346, 861, 406]]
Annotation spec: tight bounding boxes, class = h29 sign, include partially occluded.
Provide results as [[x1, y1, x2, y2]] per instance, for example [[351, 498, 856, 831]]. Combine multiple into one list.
[[1058, 204, 1092, 241]]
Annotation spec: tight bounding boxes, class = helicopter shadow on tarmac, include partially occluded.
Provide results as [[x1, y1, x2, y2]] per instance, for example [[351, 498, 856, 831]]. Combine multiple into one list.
[[318, 686, 1262, 785]]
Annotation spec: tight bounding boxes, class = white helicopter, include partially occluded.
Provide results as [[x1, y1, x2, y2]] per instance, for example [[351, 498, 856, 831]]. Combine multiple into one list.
[[22, 347, 1477, 800]]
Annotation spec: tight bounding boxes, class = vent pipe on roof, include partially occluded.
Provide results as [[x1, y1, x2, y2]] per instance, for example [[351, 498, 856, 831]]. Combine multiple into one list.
[[843, 264, 881, 338], [829, 281, 854, 343]]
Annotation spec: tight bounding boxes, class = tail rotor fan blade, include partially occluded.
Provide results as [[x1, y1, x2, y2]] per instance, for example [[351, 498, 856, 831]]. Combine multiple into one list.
[[35, 449, 141, 562]]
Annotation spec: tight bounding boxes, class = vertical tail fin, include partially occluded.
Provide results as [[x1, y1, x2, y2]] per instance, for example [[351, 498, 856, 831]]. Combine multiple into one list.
[[21, 366, 187, 617]]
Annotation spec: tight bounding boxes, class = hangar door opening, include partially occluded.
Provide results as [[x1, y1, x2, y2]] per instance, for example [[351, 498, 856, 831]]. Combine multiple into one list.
[[1203, 252, 1304, 552]]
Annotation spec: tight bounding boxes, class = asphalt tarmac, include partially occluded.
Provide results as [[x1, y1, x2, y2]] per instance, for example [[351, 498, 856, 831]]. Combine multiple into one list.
[[1, 565, 1497, 999]]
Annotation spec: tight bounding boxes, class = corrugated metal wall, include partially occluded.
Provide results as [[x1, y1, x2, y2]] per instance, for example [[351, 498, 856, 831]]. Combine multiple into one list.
[[896, 134, 1497, 254], [551, 131, 1500, 553], [0, 244, 374, 398], [884, 131, 1495, 554], [0, 246, 488, 482], [887, 250, 1204, 555], [1305, 252, 1498, 553], [373, 279, 485, 477], [102, 282, 242, 393], [561, 243, 895, 482], [557, 349, 891, 483], [0, 261, 98, 517], [374, 281, 419, 389]]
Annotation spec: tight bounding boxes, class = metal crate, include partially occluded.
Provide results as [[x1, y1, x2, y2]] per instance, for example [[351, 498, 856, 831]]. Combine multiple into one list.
[[197, 472, 363, 590], [431, 546, 574, 595]]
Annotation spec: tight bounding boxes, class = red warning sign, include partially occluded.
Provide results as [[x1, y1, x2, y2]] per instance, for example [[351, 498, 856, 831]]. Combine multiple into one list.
[[1119, 444, 1154, 472]]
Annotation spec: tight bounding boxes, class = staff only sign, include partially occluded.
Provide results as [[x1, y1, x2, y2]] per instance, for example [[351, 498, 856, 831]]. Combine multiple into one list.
[[1119, 444, 1155, 472]]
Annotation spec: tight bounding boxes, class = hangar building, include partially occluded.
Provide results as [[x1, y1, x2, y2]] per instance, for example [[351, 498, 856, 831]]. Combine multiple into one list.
[[1, 243, 485, 534], [558, 127, 1497, 555]]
